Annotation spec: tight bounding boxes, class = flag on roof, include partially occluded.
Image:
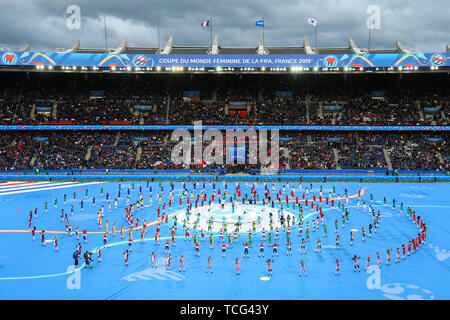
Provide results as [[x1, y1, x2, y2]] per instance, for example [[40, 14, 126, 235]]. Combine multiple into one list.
[[201, 20, 210, 27], [308, 18, 318, 26], [255, 20, 264, 27]]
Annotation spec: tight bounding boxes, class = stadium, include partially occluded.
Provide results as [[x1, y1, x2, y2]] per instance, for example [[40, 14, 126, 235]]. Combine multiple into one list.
[[0, 8, 449, 303]]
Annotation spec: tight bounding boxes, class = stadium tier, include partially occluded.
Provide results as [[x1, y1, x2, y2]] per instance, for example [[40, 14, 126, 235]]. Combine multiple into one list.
[[0, 130, 447, 173], [0, 69, 448, 174], [0, 72, 449, 126]]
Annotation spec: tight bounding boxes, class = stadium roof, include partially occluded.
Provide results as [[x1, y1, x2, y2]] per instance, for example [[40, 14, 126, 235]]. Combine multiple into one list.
[[16, 35, 443, 55], [1, 36, 449, 74]]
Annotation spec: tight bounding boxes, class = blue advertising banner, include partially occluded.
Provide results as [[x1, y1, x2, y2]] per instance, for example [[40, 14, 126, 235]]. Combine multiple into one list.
[[183, 91, 200, 97], [90, 90, 105, 96], [371, 90, 387, 96], [32, 137, 49, 141], [323, 105, 342, 111], [227, 146, 246, 162], [133, 137, 149, 141], [1, 51, 449, 68], [134, 105, 153, 110], [229, 101, 247, 106], [423, 107, 440, 112], [275, 91, 293, 97], [35, 106, 52, 111], [427, 137, 443, 142]]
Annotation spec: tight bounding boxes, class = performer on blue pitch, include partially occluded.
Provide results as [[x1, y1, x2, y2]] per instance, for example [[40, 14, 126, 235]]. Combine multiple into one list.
[[194, 241, 200, 257], [299, 259, 307, 277], [352, 255, 361, 272], [221, 243, 227, 257], [165, 240, 170, 256], [286, 241, 292, 255], [272, 243, 279, 257], [259, 242, 265, 257], [243, 242, 250, 258], [206, 256, 213, 273], [316, 238, 322, 252], [179, 255, 186, 272], [334, 258, 342, 276], [41, 230, 45, 246], [266, 258, 274, 276], [235, 258, 241, 275]]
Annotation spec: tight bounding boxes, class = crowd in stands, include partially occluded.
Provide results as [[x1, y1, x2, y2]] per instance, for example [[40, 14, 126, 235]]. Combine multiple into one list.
[[0, 131, 446, 172], [386, 133, 445, 171], [0, 72, 449, 173], [1, 74, 449, 126], [337, 133, 387, 169]]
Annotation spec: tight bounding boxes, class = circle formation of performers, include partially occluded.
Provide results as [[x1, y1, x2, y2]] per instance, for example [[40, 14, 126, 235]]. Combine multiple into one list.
[[28, 180, 426, 277]]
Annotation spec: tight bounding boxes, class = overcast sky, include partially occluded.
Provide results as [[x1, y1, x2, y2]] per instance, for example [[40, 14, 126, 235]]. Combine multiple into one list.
[[0, 0, 448, 52]]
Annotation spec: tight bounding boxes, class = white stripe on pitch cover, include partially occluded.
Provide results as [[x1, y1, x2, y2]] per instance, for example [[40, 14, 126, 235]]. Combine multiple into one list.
[[0, 181, 49, 190], [0, 182, 38, 187], [0, 182, 102, 196], [0, 181, 71, 192], [0, 182, 75, 193]]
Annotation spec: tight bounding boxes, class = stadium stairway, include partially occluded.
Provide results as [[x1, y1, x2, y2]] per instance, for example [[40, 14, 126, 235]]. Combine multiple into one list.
[[319, 102, 324, 119], [52, 102, 57, 120], [305, 93, 310, 123], [437, 151, 445, 165], [441, 110, 447, 121], [85, 146, 93, 161], [30, 155, 37, 167], [417, 101, 425, 121], [113, 132, 120, 147], [332, 148, 341, 169], [280, 147, 290, 169], [30, 103, 36, 120], [165, 94, 171, 124], [136, 146, 142, 166], [383, 148, 393, 171]]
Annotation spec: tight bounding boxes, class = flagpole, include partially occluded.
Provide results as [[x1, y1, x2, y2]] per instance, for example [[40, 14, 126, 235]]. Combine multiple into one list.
[[210, 18, 213, 53], [262, 17, 265, 47], [368, 28, 372, 51], [104, 16, 108, 52], [314, 17, 318, 52], [157, 17, 160, 52]]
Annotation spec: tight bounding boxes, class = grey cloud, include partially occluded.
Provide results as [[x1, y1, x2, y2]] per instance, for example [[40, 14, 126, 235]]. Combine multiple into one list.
[[0, 0, 448, 52]]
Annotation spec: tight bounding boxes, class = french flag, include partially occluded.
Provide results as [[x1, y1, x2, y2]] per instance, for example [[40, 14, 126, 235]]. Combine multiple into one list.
[[201, 20, 210, 27]]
